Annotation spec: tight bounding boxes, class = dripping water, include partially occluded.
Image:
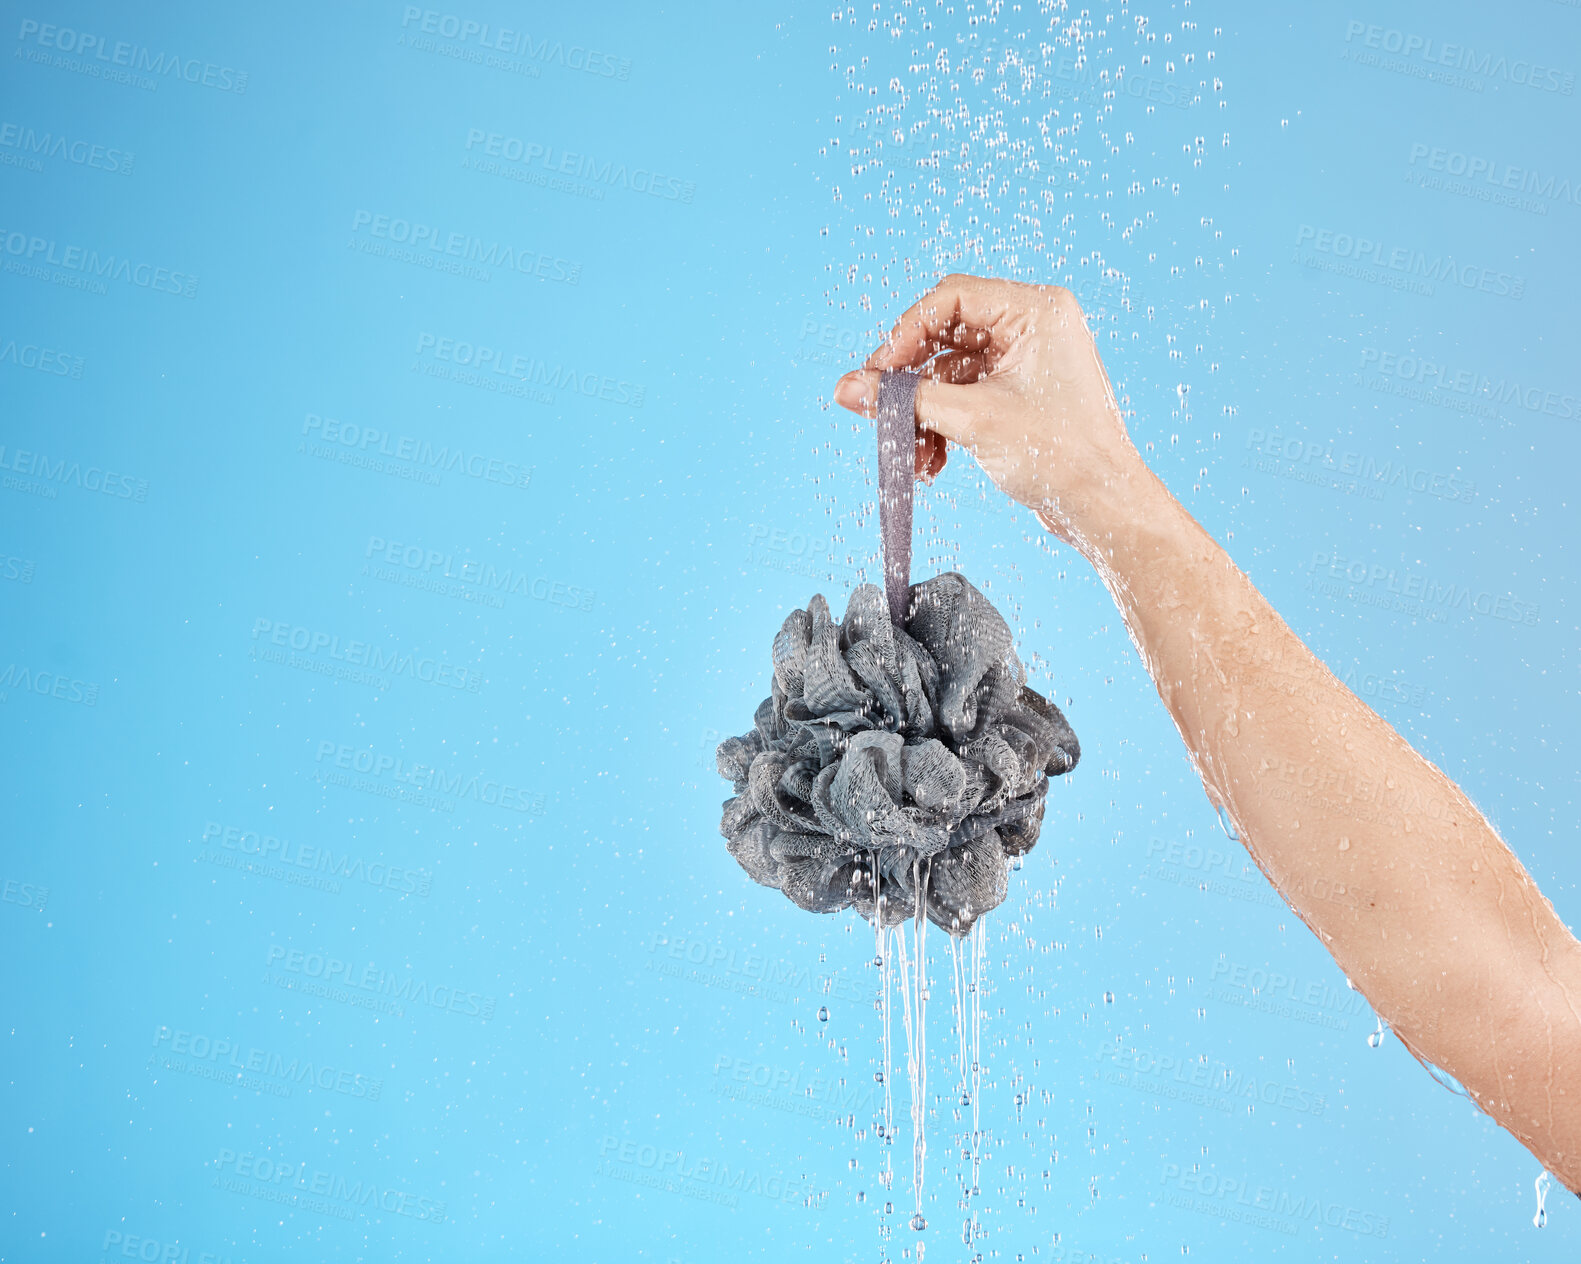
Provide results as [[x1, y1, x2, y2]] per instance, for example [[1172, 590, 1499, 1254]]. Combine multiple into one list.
[[1420, 1058, 1473, 1102], [949, 918, 986, 1247], [1214, 802, 1239, 842], [892, 856, 932, 1232], [875, 857, 895, 1200]]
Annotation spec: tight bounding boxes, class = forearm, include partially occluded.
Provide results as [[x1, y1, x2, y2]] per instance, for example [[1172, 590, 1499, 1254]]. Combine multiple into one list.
[[1065, 461, 1581, 1188]]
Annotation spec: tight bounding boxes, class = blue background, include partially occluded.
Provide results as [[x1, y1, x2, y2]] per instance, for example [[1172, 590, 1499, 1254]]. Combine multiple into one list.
[[2, 1, 1578, 1260]]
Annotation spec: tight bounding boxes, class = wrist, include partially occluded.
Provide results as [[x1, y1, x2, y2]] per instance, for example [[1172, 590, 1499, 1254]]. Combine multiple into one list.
[[1035, 452, 1179, 565]]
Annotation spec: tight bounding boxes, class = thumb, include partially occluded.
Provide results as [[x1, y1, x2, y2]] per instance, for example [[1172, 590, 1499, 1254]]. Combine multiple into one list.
[[833, 369, 978, 448]]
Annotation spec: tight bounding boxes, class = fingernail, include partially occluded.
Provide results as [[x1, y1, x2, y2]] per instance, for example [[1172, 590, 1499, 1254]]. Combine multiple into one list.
[[833, 372, 866, 410]]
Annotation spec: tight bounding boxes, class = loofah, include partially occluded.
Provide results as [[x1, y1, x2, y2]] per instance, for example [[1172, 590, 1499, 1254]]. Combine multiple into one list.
[[716, 571, 1078, 935]]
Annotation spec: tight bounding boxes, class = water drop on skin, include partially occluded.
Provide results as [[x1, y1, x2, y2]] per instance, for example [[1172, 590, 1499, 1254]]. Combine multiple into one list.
[[1338, 837, 1350, 852], [1214, 803, 1239, 842]]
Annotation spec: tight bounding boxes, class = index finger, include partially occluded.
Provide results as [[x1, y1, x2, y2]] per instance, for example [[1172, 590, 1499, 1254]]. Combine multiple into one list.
[[864, 273, 1040, 371]]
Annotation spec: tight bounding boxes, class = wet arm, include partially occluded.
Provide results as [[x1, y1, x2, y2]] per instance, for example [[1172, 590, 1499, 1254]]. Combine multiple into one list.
[[1060, 461, 1581, 1192]]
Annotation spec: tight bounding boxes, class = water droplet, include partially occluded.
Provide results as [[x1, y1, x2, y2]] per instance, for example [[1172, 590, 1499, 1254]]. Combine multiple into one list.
[[818, 1006, 830, 1022], [1214, 803, 1240, 841], [911, 1213, 928, 1231], [1367, 1017, 1388, 1049], [1103, 991, 1114, 1004], [1338, 837, 1351, 852], [1534, 1170, 1552, 1228]]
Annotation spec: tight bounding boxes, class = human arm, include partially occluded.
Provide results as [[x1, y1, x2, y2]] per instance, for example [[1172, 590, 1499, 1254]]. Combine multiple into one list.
[[832, 274, 1581, 1192]]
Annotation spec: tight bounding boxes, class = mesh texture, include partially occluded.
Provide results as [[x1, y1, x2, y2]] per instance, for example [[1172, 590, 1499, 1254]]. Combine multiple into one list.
[[717, 572, 1079, 935]]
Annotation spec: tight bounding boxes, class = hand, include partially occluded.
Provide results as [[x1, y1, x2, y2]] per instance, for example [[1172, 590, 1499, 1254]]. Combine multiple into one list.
[[832, 274, 1149, 549]]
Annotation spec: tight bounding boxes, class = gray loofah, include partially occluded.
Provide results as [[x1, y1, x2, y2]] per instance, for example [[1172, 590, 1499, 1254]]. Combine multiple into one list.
[[716, 572, 1079, 936]]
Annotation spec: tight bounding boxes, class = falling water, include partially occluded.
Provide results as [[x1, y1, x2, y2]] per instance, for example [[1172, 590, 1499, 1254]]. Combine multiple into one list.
[[892, 857, 931, 1232], [971, 919, 983, 1194], [1533, 1169, 1552, 1229], [875, 860, 894, 1172], [948, 917, 987, 1247]]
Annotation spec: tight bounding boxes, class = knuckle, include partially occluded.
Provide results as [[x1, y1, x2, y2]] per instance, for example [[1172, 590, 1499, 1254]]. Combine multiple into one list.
[[1048, 284, 1084, 316]]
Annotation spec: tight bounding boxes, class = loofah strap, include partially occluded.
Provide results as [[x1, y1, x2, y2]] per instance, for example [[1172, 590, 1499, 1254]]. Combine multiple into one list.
[[876, 369, 920, 627]]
